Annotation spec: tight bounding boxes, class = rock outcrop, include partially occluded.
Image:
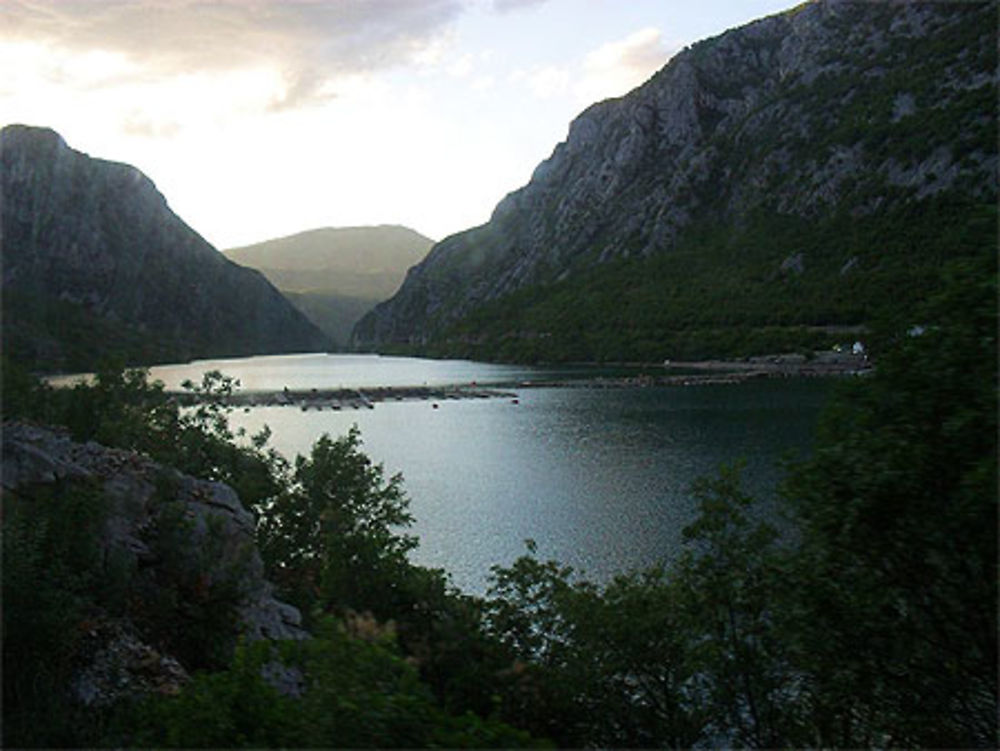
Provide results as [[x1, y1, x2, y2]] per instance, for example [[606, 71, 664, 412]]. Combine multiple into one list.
[[1, 125, 331, 371], [352, 0, 997, 350], [2, 420, 307, 706]]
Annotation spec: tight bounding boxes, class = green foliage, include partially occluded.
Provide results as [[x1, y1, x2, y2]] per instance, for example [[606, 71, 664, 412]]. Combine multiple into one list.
[[2, 479, 119, 747], [127, 487, 254, 671], [673, 468, 794, 747], [254, 426, 516, 722], [3, 246, 993, 747], [256, 426, 416, 621], [119, 621, 539, 749], [485, 550, 704, 747], [1, 455, 259, 746], [1, 354, 58, 421], [483, 469, 791, 748], [481, 260, 997, 747], [168, 371, 289, 509], [778, 255, 998, 747], [1, 290, 194, 373], [424, 197, 995, 363], [3, 365, 288, 513], [2, 362, 545, 747]]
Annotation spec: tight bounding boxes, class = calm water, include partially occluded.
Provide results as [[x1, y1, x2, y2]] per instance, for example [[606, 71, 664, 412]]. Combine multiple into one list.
[[116, 354, 833, 594], [135, 353, 650, 391]]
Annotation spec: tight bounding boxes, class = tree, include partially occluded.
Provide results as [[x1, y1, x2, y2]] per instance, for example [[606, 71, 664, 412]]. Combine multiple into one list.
[[117, 621, 539, 749], [256, 426, 416, 621], [672, 467, 798, 748], [485, 543, 703, 747], [780, 256, 998, 747]]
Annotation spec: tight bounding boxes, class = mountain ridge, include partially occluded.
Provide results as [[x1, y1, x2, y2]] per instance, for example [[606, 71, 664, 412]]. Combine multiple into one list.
[[352, 0, 997, 359], [1, 125, 331, 371], [225, 225, 433, 346]]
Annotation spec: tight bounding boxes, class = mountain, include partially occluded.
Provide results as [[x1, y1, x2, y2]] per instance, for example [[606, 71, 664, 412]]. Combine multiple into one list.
[[225, 226, 432, 347], [352, 0, 997, 362], [1, 126, 330, 372]]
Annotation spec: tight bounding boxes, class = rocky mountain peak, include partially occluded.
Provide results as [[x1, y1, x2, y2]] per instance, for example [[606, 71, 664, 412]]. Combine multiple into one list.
[[352, 0, 996, 353]]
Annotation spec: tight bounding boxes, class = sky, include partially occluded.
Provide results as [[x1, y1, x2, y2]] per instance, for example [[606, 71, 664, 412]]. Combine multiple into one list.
[[1, 0, 796, 249]]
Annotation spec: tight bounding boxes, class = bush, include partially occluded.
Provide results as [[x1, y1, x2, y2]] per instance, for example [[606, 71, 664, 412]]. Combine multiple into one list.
[[2, 479, 118, 747], [118, 620, 540, 749]]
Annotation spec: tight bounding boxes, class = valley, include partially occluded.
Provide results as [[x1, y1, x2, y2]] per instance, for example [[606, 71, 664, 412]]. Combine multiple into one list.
[[1, 0, 996, 747], [225, 226, 432, 348]]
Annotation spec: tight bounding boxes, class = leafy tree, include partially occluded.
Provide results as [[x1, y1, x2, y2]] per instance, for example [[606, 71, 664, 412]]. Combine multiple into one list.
[[779, 256, 998, 747], [672, 467, 803, 748], [481, 255, 997, 748], [3, 365, 288, 514], [119, 620, 540, 749], [483, 470, 790, 749], [256, 426, 416, 621], [4, 246, 992, 748]]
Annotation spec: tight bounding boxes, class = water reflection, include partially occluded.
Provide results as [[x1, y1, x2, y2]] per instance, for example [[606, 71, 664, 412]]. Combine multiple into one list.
[[230, 378, 829, 594]]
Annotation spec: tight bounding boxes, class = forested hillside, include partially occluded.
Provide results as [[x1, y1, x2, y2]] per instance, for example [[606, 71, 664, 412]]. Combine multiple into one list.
[[353, 0, 997, 362], [3, 252, 994, 748]]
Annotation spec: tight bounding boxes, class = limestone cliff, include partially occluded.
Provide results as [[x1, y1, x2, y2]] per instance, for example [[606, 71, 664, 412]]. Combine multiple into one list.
[[1, 126, 331, 371], [352, 0, 997, 352]]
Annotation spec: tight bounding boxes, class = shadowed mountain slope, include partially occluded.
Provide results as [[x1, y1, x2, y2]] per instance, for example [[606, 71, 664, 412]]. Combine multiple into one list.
[[226, 226, 432, 347], [1, 125, 330, 371]]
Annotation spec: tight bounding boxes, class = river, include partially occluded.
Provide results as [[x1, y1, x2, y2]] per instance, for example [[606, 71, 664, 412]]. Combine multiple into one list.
[[145, 353, 831, 594]]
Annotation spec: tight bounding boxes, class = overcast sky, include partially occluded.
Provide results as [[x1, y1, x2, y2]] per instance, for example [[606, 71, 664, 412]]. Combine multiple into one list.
[[1, 0, 795, 249]]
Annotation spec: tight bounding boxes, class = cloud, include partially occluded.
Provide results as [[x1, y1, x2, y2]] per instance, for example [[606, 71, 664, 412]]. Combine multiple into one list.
[[0, 0, 465, 110], [491, 0, 550, 13], [471, 75, 495, 92], [507, 27, 675, 106], [509, 65, 570, 100], [448, 53, 475, 78], [575, 26, 676, 103]]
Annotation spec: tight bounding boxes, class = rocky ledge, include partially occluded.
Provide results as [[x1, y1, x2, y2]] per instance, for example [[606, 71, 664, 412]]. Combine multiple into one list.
[[2, 421, 307, 707]]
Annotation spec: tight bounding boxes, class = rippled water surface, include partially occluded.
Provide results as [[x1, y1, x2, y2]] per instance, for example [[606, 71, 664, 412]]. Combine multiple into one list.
[[168, 354, 836, 593]]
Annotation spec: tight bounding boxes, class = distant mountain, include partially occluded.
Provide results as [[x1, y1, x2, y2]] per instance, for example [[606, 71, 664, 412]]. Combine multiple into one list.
[[1, 126, 330, 372], [353, 0, 997, 362], [226, 226, 432, 347]]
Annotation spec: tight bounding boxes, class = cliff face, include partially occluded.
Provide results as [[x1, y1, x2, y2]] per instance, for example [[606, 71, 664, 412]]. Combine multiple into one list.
[[352, 0, 997, 351], [1, 126, 330, 371]]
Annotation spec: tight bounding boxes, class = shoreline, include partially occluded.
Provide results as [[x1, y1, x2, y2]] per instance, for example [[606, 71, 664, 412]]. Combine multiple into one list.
[[168, 353, 870, 410]]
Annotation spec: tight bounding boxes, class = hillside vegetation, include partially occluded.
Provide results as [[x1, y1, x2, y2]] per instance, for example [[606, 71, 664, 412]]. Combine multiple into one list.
[[0, 126, 330, 373], [353, 0, 997, 362], [2, 256, 995, 748], [426, 196, 995, 362]]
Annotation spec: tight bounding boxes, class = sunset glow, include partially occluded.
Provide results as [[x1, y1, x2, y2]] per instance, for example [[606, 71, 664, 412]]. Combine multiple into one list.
[[1, 0, 794, 248]]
